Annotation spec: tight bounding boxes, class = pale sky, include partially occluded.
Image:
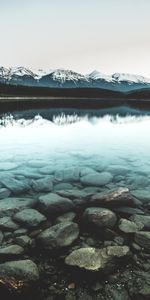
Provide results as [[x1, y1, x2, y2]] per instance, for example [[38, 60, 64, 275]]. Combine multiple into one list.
[[0, 0, 150, 77]]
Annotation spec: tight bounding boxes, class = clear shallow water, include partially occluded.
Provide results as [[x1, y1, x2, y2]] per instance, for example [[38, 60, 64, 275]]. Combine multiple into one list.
[[1, 110, 150, 198]]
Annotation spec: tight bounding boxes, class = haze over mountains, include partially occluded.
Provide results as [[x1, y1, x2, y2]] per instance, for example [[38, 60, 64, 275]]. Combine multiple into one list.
[[1, 66, 150, 93]]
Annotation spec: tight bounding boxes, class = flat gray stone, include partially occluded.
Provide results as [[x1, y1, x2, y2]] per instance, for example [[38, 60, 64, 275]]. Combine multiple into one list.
[[80, 171, 113, 186], [118, 218, 144, 233], [13, 208, 46, 228], [36, 222, 79, 249], [54, 183, 74, 191], [0, 217, 19, 231], [114, 207, 144, 215], [131, 190, 150, 203], [0, 197, 37, 217], [0, 244, 24, 258], [65, 246, 130, 272], [38, 193, 74, 216]]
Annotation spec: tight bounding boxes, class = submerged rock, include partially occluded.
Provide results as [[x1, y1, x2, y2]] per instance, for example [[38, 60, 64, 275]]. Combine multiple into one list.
[[118, 218, 144, 233], [131, 214, 150, 229], [31, 176, 53, 192], [38, 193, 75, 216], [65, 246, 130, 272], [0, 244, 24, 258], [13, 208, 46, 228], [114, 207, 144, 215], [134, 231, 150, 250], [127, 271, 150, 299], [0, 259, 39, 282], [80, 171, 113, 186], [91, 188, 142, 207], [83, 207, 117, 229], [0, 176, 30, 194], [0, 188, 11, 200], [0, 197, 37, 217], [0, 217, 19, 231], [36, 222, 79, 250], [55, 212, 76, 224], [14, 235, 32, 247]]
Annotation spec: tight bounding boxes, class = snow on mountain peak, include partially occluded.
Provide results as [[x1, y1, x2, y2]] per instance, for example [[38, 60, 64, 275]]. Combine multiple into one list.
[[88, 70, 112, 82], [112, 72, 150, 84], [50, 69, 89, 83]]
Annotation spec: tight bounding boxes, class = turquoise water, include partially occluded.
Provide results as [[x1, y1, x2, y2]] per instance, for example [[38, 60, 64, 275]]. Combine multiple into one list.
[[0, 109, 150, 200]]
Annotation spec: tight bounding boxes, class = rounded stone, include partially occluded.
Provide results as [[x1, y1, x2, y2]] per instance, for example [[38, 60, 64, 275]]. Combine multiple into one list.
[[83, 207, 117, 229]]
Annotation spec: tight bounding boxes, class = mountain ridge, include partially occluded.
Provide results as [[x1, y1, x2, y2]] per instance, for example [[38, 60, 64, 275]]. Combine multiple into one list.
[[0, 66, 150, 92]]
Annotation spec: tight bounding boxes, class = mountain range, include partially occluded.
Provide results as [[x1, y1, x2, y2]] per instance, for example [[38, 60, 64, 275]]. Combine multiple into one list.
[[1, 66, 150, 93]]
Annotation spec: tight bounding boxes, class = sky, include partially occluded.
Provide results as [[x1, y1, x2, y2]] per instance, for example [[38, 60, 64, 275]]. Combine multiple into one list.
[[0, 0, 150, 77]]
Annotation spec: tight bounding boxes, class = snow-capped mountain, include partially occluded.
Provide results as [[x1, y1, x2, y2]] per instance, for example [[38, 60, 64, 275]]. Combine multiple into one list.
[[0, 66, 150, 92]]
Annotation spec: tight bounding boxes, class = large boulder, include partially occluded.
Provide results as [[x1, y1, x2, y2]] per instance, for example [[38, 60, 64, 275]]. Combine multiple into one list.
[[38, 193, 74, 216], [36, 222, 79, 250], [65, 246, 130, 273], [80, 171, 113, 187], [91, 188, 142, 207], [0, 198, 37, 217], [83, 207, 117, 229], [13, 208, 46, 228]]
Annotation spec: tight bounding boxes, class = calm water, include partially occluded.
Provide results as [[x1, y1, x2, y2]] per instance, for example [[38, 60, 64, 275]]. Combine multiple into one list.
[[0, 107, 150, 199]]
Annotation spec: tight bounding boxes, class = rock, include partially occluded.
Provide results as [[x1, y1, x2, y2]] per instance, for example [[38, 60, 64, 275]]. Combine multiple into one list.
[[13, 208, 46, 228], [56, 189, 88, 200], [130, 214, 150, 229], [131, 190, 150, 203], [80, 171, 113, 186], [0, 162, 18, 171], [36, 222, 79, 250], [63, 167, 80, 182], [54, 183, 74, 191], [91, 188, 142, 208], [38, 193, 74, 216], [0, 244, 24, 258], [118, 218, 144, 233], [55, 212, 76, 224], [65, 246, 130, 272], [134, 231, 150, 250], [114, 207, 144, 215], [27, 160, 47, 168], [0, 188, 11, 200], [39, 165, 55, 175], [13, 228, 28, 237], [31, 176, 53, 192], [79, 167, 95, 177], [0, 176, 30, 194], [0, 217, 19, 231], [0, 259, 39, 283], [106, 165, 130, 176], [14, 235, 32, 247], [0, 231, 3, 244], [0, 197, 37, 217], [128, 175, 150, 188], [13, 168, 43, 179], [83, 207, 117, 229]]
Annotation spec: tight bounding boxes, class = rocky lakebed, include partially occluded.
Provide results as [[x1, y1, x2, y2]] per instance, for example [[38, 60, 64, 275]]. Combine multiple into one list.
[[0, 161, 150, 300]]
